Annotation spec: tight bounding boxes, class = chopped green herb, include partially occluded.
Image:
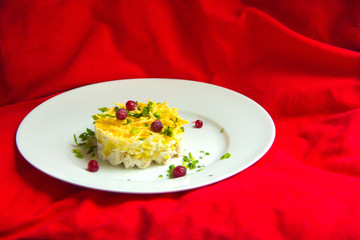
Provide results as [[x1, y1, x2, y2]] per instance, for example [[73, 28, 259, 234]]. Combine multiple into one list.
[[153, 112, 161, 119], [99, 113, 116, 118], [73, 128, 97, 158], [123, 118, 131, 125], [220, 153, 231, 160], [72, 149, 84, 158], [92, 115, 99, 121], [142, 108, 150, 117], [162, 126, 173, 137], [196, 167, 205, 172], [98, 107, 108, 112], [130, 128, 139, 134], [162, 151, 211, 178], [139, 137, 146, 141], [182, 152, 200, 170], [141, 101, 153, 117], [180, 126, 185, 132], [167, 164, 175, 177], [221, 128, 224, 133], [205, 152, 210, 155], [73, 134, 80, 146], [158, 175, 163, 178], [188, 160, 199, 170], [129, 112, 142, 118]]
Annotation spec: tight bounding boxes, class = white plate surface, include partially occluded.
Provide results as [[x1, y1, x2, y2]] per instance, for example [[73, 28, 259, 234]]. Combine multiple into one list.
[[16, 79, 275, 193]]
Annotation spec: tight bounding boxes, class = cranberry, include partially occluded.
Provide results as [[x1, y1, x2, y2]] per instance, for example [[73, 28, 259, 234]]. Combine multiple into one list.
[[195, 120, 203, 128], [116, 108, 127, 120], [172, 165, 186, 178], [151, 119, 163, 132], [126, 100, 137, 111], [88, 160, 99, 172]]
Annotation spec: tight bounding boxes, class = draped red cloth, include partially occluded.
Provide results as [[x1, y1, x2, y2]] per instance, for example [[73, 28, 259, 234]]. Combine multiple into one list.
[[1, 0, 360, 239]]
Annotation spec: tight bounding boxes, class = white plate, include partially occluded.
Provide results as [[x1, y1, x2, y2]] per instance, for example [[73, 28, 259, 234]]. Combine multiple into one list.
[[16, 78, 275, 194]]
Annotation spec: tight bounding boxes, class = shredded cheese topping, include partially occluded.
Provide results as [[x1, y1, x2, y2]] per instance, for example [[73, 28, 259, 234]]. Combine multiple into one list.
[[94, 100, 188, 144]]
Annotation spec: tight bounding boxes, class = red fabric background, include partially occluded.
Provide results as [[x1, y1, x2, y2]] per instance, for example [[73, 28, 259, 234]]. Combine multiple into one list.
[[1, 0, 360, 239]]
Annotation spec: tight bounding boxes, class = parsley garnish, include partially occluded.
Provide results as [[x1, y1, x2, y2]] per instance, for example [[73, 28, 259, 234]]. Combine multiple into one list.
[[99, 113, 116, 118], [162, 126, 173, 137], [153, 112, 161, 119], [129, 112, 142, 118], [164, 151, 210, 178], [167, 164, 175, 177], [220, 153, 231, 160], [141, 101, 153, 117], [182, 152, 199, 170], [123, 118, 131, 125], [170, 117, 178, 122], [72, 149, 84, 158], [130, 128, 139, 134], [98, 107, 108, 112], [73, 128, 97, 158]]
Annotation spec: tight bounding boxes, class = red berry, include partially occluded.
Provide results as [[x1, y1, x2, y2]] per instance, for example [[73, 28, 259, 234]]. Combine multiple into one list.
[[116, 108, 127, 120], [88, 160, 99, 172], [151, 119, 163, 132], [195, 120, 203, 128], [172, 165, 186, 178], [126, 100, 137, 111]]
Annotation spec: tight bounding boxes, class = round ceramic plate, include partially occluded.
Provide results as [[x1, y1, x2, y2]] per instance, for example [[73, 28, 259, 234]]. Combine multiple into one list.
[[16, 79, 275, 193]]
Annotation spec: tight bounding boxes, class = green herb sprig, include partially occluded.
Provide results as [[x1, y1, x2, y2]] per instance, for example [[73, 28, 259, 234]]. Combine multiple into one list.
[[73, 128, 97, 158]]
